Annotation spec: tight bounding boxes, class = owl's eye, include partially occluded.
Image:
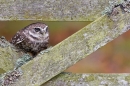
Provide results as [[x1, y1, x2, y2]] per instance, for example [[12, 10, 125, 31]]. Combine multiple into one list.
[[34, 28, 41, 32]]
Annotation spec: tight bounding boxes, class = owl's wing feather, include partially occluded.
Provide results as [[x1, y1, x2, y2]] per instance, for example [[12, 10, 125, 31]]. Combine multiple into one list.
[[11, 31, 25, 45]]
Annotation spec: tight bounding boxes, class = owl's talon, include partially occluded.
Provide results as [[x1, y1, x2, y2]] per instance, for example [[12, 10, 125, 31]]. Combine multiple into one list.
[[40, 46, 52, 55]]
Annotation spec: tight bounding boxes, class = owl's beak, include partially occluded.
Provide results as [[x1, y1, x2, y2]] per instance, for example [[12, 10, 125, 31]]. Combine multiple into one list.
[[41, 26, 48, 35], [40, 31, 43, 35]]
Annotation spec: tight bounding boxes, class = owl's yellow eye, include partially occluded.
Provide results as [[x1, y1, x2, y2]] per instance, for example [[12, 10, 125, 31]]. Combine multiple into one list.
[[34, 28, 41, 32]]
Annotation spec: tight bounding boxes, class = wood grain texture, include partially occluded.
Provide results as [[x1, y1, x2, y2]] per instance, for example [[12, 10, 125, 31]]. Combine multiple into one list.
[[0, 0, 120, 21]]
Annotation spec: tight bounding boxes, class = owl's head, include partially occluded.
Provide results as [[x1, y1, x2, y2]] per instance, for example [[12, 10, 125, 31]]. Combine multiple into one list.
[[23, 22, 49, 42]]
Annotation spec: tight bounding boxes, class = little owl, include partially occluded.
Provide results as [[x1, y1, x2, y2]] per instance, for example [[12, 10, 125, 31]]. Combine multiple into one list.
[[10, 22, 49, 56]]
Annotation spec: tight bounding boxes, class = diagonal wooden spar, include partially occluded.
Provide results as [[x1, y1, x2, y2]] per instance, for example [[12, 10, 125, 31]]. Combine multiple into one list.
[[12, 12, 130, 85]]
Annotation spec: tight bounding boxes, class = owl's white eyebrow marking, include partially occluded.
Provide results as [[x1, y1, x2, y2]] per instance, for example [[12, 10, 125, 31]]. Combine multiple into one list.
[[36, 27, 42, 29], [43, 26, 48, 31]]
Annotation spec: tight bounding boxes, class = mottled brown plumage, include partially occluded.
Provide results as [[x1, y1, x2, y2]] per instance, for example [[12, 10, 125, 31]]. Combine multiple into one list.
[[10, 22, 49, 56]]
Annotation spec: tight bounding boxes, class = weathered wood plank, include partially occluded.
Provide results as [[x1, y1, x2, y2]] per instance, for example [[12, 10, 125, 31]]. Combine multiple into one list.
[[0, 0, 119, 21], [43, 73, 130, 86], [0, 37, 20, 72]]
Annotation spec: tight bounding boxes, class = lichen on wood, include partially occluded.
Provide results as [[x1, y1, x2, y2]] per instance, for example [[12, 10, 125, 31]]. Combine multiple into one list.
[[0, 0, 121, 21], [0, 36, 32, 73], [0, 37, 20, 72], [43, 73, 130, 86]]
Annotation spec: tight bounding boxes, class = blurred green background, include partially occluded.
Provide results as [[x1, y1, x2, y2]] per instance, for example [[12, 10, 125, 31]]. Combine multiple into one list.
[[0, 21, 130, 73]]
